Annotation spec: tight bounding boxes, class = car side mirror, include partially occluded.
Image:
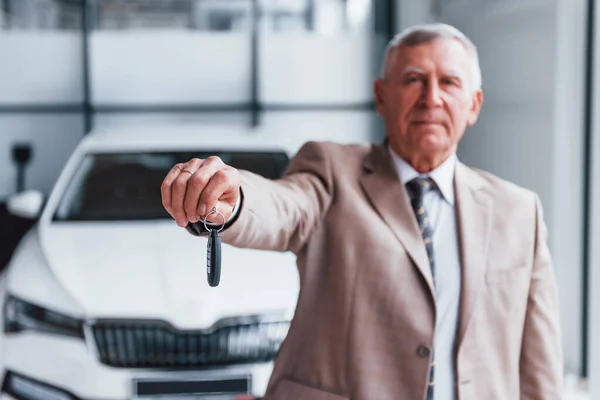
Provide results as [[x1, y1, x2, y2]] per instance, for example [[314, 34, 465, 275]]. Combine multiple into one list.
[[7, 190, 44, 220]]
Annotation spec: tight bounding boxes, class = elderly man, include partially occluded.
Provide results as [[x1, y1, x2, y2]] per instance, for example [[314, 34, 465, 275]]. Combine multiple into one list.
[[161, 23, 563, 400]]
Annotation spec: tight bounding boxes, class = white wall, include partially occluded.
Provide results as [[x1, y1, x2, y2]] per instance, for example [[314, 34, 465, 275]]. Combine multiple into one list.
[[587, 0, 600, 394], [90, 31, 387, 106], [94, 110, 383, 150], [260, 34, 386, 105], [396, 0, 587, 375], [0, 33, 84, 201], [0, 33, 83, 104], [396, 0, 433, 30], [89, 30, 387, 150], [90, 31, 387, 147], [0, 114, 83, 199], [0, 30, 387, 202], [90, 32, 252, 105]]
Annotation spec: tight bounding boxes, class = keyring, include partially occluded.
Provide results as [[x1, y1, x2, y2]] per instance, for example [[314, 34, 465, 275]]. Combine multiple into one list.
[[202, 207, 225, 233]]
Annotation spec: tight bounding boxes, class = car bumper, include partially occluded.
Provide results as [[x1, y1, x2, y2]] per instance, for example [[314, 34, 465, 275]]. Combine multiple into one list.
[[0, 331, 273, 399]]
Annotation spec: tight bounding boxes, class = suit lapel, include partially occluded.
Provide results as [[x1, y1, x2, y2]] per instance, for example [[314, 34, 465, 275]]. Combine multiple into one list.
[[454, 162, 493, 348], [359, 143, 435, 297], [359, 146, 492, 346]]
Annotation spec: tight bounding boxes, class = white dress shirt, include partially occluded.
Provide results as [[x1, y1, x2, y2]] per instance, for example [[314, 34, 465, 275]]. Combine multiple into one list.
[[388, 147, 462, 400]]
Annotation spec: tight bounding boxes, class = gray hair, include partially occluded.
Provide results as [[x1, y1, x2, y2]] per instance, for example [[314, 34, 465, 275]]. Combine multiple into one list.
[[381, 23, 482, 92]]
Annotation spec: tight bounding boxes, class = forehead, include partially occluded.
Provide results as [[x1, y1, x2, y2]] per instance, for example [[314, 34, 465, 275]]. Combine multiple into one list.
[[387, 38, 471, 77]]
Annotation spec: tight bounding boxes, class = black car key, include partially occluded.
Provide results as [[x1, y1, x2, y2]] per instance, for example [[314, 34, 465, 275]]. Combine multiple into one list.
[[207, 228, 221, 287], [203, 207, 224, 287]]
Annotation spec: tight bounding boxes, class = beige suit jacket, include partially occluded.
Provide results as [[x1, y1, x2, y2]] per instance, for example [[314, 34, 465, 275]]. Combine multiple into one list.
[[190, 140, 564, 399]]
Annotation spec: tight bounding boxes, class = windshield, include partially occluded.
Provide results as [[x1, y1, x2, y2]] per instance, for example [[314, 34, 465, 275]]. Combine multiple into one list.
[[53, 150, 289, 221]]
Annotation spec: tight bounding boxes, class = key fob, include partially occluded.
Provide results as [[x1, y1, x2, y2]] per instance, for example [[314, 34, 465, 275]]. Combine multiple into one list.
[[207, 229, 221, 287]]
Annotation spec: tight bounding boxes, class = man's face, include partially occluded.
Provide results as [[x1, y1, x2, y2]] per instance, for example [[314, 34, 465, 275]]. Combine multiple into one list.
[[374, 38, 483, 168]]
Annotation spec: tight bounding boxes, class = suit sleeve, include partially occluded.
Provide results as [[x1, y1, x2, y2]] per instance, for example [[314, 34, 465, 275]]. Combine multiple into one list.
[[186, 141, 335, 255], [519, 193, 564, 399]]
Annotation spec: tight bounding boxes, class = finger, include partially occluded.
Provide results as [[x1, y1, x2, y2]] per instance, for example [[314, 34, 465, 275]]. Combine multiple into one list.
[[184, 156, 224, 223], [161, 163, 185, 216], [170, 158, 204, 226], [199, 166, 239, 222], [204, 199, 236, 224]]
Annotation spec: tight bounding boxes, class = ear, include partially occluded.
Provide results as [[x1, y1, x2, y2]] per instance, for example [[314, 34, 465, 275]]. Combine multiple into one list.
[[466, 90, 483, 126], [373, 79, 386, 116]]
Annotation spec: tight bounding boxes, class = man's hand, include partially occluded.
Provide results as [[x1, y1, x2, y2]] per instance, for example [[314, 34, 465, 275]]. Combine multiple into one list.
[[161, 156, 241, 227]]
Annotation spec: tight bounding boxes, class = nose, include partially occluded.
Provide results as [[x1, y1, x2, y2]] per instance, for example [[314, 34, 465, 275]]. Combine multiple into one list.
[[421, 81, 443, 107]]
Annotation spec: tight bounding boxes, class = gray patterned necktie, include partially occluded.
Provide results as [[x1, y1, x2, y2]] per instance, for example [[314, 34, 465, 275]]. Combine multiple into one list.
[[406, 177, 437, 400]]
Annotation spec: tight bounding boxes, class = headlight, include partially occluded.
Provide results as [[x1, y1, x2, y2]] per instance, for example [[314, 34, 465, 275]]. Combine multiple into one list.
[[3, 295, 85, 339]]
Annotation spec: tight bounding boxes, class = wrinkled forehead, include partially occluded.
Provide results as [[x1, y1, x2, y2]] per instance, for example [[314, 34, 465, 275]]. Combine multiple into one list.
[[384, 38, 472, 79]]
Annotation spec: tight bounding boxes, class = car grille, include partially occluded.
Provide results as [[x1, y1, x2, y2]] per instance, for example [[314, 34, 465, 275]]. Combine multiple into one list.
[[90, 318, 290, 368]]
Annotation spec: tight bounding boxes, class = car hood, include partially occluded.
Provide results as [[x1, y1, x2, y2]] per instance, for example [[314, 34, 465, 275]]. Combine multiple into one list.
[[31, 221, 299, 329]]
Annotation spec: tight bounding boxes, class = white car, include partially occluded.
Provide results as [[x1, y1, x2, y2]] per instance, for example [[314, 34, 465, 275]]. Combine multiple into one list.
[[0, 125, 301, 399]]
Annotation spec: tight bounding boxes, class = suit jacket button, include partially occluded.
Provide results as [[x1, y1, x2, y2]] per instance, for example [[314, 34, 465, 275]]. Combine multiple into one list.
[[417, 345, 431, 358]]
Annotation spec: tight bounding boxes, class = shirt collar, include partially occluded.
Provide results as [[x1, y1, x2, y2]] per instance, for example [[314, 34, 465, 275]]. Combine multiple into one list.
[[387, 145, 457, 205]]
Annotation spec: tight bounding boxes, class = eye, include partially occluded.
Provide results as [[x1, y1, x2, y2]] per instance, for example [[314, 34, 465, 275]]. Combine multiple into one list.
[[405, 76, 421, 84], [441, 78, 461, 87]]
